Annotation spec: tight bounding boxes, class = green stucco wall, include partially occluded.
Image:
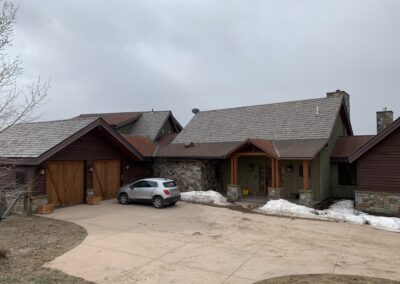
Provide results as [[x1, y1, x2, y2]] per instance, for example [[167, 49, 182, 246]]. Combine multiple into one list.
[[280, 158, 320, 200], [319, 115, 347, 200]]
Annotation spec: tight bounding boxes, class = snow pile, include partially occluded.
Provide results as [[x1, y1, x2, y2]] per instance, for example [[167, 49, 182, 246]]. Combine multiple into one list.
[[257, 199, 400, 232], [258, 199, 318, 218], [181, 190, 229, 206]]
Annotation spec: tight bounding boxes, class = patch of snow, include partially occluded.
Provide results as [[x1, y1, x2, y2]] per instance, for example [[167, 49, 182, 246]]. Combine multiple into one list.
[[258, 199, 317, 218], [181, 190, 229, 206], [256, 199, 400, 232]]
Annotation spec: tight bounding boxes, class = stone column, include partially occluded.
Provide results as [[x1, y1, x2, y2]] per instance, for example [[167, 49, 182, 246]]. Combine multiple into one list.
[[299, 160, 313, 207], [268, 187, 282, 200], [227, 184, 241, 202], [299, 190, 313, 207]]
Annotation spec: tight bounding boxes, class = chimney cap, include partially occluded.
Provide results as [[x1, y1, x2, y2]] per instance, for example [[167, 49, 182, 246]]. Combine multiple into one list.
[[192, 108, 200, 115], [377, 108, 393, 113]]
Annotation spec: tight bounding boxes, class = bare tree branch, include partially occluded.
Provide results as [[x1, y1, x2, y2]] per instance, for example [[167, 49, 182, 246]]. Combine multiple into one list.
[[0, 1, 50, 218]]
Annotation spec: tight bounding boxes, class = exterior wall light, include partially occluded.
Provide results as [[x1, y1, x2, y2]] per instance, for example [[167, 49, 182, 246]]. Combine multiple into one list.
[[88, 166, 93, 173], [38, 168, 45, 175], [125, 164, 130, 171], [248, 164, 254, 171], [287, 164, 293, 173]]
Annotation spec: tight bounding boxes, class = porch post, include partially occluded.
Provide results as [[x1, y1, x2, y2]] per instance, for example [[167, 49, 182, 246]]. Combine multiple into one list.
[[228, 155, 240, 202], [230, 156, 234, 185], [299, 160, 313, 207], [233, 155, 238, 184], [271, 158, 276, 188], [275, 159, 281, 188], [268, 158, 281, 200], [303, 160, 309, 190], [230, 154, 238, 185]]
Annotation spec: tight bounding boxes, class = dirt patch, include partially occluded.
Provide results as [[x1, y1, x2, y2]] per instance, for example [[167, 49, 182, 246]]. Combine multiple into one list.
[[256, 274, 399, 284], [0, 215, 91, 283]]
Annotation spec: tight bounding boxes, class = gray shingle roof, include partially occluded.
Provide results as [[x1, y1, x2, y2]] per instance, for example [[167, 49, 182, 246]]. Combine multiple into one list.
[[0, 118, 97, 158], [173, 97, 344, 144], [124, 111, 170, 141]]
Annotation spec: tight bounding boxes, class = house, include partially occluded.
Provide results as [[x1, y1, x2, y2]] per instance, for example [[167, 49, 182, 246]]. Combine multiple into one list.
[[77, 110, 182, 158], [153, 90, 353, 206], [0, 110, 183, 213], [0, 117, 146, 211]]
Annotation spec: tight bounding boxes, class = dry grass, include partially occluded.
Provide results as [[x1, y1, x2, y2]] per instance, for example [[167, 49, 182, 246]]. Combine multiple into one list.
[[0, 246, 10, 259], [0, 215, 92, 283], [256, 274, 400, 284]]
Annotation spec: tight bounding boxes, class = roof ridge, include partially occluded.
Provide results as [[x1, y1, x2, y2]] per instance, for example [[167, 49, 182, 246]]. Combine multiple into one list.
[[79, 110, 171, 116], [195, 96, 338, 114], [14, 117, 97, 126]]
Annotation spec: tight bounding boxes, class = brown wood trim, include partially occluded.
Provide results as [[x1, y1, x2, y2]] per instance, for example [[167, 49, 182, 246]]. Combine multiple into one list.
[[235, 152, 272, 157], [271, 158, 276, 188], [303, 160, 309, 190], [275, 159, 281, 188], [233, 156, 238, 184]]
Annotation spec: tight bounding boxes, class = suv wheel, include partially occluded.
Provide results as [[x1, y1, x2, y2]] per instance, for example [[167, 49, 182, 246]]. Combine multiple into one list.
[[152, 196, 164, 209], [119, 193, 129, 205]]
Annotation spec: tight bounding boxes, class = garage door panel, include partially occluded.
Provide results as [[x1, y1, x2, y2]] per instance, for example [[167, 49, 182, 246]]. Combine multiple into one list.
[[46, 161, 84, 207], [93, 160, 120, 200]]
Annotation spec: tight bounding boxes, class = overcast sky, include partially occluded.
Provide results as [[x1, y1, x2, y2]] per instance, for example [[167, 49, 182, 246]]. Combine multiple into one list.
[[11, 0, 400, 134]]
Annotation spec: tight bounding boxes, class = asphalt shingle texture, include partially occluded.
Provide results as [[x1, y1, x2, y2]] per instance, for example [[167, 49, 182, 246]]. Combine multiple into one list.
[[173, 96, 344, 144], [0, 118, 97, 158], [124, 111, 170, 141]]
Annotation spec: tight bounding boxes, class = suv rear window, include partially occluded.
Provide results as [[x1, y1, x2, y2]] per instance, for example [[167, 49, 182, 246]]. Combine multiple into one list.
[[163, 181, 177, 188]]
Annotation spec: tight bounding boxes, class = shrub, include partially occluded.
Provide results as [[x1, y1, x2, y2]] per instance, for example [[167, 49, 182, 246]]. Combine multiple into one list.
[[0, 246, 10, 259]]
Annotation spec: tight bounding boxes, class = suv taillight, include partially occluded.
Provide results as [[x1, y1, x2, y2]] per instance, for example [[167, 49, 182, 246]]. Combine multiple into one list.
[[163, 189, 170, 195]]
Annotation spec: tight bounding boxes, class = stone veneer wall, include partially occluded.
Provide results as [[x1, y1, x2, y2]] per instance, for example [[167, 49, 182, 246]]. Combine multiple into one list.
[[355, 191, 400, 217], [153, 159, 221, 192], [376, 110, 394, 134]]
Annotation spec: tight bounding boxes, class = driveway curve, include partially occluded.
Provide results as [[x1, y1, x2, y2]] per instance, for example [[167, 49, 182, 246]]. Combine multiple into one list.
[[44, 200, 400, 284]]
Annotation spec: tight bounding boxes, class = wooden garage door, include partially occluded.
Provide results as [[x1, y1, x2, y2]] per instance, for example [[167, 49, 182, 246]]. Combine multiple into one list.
[[46, 161, 84, 207], [93, 160, 121, 200]]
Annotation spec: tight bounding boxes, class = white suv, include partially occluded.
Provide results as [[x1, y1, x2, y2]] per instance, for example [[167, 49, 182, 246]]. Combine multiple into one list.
[[118, 178, 181, 208]]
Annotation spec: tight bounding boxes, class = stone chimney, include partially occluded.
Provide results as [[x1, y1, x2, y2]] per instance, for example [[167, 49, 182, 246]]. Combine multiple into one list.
[[327, 90, 350, 117], [376, 107, 393, 134]]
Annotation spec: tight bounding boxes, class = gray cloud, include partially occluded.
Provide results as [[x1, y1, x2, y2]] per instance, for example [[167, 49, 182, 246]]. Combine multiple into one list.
[[10, 0, 400, 134]]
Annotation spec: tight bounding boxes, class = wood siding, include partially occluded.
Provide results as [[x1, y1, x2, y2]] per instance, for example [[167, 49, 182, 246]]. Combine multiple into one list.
[[357, 127, 400, 193], [93, 160, 121, 199], [50, 130, 124, 161], [31, 129, 151, 200], [46, 161, 84, 207]]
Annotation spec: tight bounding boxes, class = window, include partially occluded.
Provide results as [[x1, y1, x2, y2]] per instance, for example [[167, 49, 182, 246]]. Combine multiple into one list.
[[132, 180, 157, 188], [338, 163, 357, 186], [163, 181, 176, 188], [16, 170, 27, 186], [299, 166, 311, 178], [148, 181, 158, 187]]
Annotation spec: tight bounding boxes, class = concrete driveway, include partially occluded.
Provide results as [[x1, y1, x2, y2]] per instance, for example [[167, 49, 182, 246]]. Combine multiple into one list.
[[44, 200, 400, 284]]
